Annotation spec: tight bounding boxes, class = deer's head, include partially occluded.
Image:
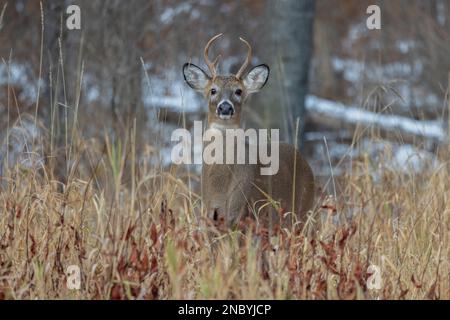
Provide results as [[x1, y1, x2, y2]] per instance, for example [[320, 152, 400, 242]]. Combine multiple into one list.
[[183, 33, 269, 129]]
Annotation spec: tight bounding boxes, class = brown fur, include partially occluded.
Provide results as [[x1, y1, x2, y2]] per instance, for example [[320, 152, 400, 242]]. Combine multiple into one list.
[[202, 142, 315, 229]]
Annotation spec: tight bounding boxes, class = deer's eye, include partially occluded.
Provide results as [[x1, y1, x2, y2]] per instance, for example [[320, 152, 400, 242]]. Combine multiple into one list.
[[210, 88, 217, 95], [235, 89, 242, 96]]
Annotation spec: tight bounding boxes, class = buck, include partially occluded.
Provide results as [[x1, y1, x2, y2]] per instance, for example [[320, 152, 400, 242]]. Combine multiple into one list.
[[182, 34, 315, 231]]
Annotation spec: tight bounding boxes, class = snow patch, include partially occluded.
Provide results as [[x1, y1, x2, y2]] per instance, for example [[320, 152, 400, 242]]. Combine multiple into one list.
[[160, 3, 193, 24], [306, 95, 446, 141]]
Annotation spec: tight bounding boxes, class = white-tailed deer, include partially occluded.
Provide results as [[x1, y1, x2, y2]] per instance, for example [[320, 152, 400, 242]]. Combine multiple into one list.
[[183, 34, 315, 231]]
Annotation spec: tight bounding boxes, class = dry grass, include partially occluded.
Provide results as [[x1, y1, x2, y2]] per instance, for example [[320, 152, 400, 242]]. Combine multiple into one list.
[[0, 126, 448, 300]]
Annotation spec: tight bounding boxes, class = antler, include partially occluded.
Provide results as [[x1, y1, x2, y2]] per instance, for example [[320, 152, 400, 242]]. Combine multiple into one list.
[[235, 37, 252, 79], [204, 33, 223, 78]]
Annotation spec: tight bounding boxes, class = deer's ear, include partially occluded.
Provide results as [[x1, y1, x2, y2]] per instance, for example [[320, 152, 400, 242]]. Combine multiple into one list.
[[243, 64, 269, 93], [183, 63, 211, 91]]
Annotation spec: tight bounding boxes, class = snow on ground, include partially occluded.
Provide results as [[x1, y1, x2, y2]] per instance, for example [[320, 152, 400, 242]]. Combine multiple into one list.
[[330, 56, 439, 110], [0, 62, 38, 104], [310, 136, 439, 179], [391, 144, 438, 172], [0, 116, 45, 176], [142, 72, 202, 113]]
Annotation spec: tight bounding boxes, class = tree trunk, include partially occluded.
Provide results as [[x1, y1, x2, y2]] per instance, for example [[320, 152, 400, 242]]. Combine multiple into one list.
[[267, 0, 315, 150]]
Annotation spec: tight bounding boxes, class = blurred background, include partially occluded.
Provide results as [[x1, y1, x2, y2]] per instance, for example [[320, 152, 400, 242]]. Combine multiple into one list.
[[0, 0, 449, 188]]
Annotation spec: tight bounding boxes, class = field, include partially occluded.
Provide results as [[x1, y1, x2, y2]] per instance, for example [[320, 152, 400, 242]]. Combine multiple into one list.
[[0, 125, 448, 300]]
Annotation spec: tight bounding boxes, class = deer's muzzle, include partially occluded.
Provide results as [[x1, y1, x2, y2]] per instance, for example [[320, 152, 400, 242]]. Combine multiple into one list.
[[217, 100, 234, 119]]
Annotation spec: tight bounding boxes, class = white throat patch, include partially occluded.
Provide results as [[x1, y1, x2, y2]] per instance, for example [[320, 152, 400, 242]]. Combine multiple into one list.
[[209, 122, 239, 130]]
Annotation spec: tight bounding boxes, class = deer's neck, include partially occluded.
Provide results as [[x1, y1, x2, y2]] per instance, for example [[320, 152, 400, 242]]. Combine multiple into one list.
[[204, 122, 241, 159]]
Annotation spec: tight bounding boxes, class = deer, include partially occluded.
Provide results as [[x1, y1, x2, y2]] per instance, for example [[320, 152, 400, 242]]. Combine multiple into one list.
[[182, 34, 315, 233]]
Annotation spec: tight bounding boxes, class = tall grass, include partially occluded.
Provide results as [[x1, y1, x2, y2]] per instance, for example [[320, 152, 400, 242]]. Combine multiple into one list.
[[0, 117, 448, 299]]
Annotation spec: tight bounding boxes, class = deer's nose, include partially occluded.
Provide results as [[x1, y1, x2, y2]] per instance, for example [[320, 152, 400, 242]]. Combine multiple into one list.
[[217, 101, 234, 116]]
